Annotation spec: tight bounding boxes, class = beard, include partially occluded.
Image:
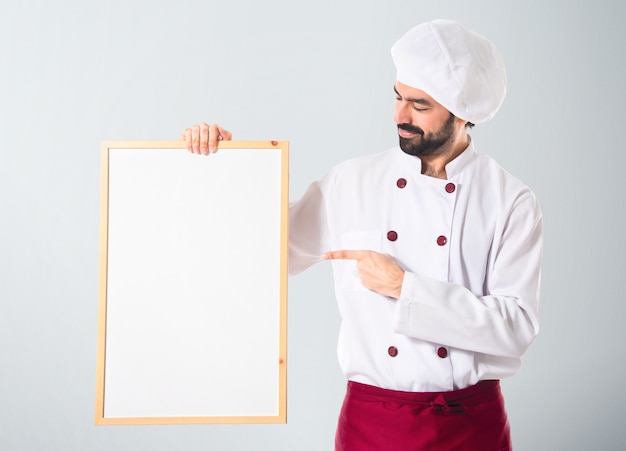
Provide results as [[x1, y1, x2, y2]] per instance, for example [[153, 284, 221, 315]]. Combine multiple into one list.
[[398, 112, 456, 157]]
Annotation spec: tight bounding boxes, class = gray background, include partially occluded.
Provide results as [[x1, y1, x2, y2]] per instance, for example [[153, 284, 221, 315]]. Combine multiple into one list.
[[1, 0, 624, 450]]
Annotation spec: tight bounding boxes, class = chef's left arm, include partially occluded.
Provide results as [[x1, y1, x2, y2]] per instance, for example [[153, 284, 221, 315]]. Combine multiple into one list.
[[324, 193, 543, 360]]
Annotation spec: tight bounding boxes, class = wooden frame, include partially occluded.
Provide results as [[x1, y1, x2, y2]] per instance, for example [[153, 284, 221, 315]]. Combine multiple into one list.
[[95, 140, 289, 425]]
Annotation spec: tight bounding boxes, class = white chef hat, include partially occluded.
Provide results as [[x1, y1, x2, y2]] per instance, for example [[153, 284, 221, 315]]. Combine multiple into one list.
[[391, 19, 507, 124]]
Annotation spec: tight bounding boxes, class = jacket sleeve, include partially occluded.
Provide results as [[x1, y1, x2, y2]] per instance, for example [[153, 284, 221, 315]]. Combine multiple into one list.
[[393, 190, 543, 359], [288, 180, 331, 275]]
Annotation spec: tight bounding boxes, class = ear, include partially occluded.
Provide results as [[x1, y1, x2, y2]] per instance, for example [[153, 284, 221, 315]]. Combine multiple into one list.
[[453, 115, 470, 131], [454, 115, 468, 126]]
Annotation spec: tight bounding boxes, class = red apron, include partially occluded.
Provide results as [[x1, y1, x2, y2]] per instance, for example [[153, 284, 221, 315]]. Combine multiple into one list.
[[335, 380, 512, 451]]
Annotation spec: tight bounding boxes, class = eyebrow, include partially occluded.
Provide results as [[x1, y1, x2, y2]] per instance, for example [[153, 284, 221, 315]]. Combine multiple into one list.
[[394, 86, 433, 107]]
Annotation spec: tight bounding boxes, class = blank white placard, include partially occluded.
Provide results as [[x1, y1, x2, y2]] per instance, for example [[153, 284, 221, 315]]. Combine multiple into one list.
[[95, 140, 288, 425]]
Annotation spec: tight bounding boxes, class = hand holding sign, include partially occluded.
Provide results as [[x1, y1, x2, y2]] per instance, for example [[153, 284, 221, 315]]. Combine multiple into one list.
[[181, 122, 233, 155], [323, 250, 404, 299]]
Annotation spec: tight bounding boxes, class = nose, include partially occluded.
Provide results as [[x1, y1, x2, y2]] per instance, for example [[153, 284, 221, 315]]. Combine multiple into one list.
[[394, 101, 411, 125]]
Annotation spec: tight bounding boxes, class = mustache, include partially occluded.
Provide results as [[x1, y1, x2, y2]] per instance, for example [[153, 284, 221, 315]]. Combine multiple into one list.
[[397, 123, 424, 135]]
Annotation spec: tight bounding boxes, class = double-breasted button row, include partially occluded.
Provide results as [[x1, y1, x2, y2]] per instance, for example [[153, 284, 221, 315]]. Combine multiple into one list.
[[386, 178, 453, 362]]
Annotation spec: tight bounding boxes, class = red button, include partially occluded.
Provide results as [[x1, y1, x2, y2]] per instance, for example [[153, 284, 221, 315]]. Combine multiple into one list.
[[397, 178, 407, 189], [437, 347, 448, 358], [445, 183, 456, 193], [436, 235, 447, 246], [387, 231, 398, 242], [388, 346, 398, 357]]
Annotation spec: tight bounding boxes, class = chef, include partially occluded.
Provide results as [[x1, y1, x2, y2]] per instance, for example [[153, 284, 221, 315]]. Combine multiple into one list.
[[183, 19, 543, 451]]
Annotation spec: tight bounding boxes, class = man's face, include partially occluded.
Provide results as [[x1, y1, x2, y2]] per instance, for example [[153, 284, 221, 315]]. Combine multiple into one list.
[[393, 82, 458, 157]]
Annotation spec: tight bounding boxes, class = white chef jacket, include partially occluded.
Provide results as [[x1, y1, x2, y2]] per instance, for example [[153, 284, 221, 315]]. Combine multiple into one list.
[[289, 139, 543, 392]]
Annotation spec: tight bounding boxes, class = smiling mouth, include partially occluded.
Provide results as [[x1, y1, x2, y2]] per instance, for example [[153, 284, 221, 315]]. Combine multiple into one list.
[[397, 124, 423, 139], [398, 128, 418, 138]]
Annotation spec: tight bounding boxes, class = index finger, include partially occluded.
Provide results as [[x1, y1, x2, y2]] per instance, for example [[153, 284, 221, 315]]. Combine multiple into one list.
[[323, 250, 370, 261]]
